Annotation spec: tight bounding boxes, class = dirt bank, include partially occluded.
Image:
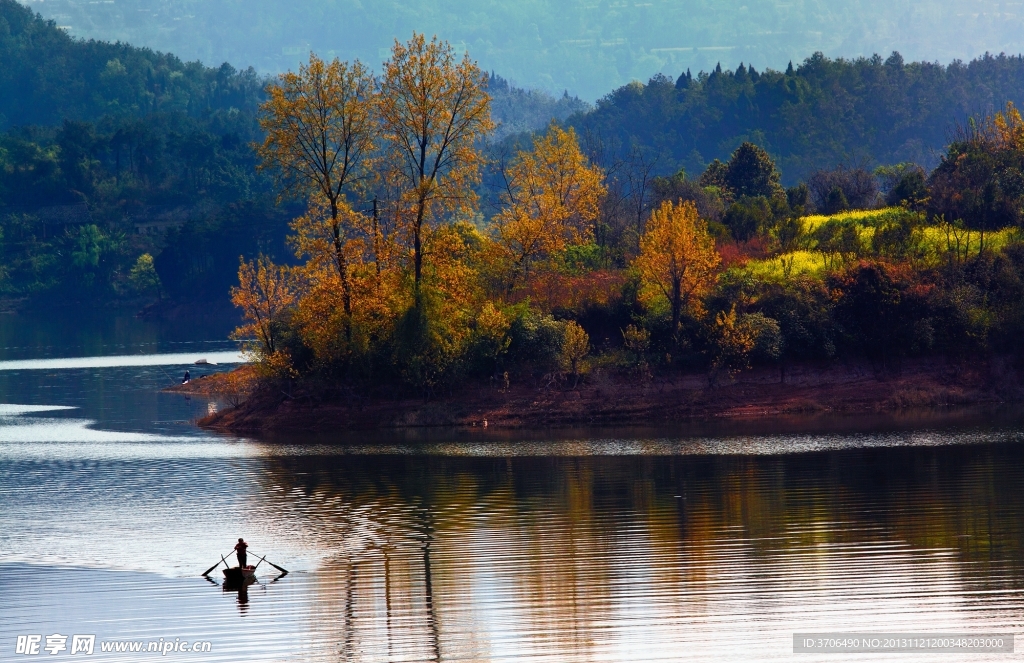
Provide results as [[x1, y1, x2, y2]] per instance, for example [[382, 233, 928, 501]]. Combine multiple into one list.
[[166, 366, 254, 398], [191, 356, 1022, 434]]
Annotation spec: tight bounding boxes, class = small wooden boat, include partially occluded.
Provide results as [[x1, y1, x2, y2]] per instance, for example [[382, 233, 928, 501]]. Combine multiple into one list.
[[222, 565, 256, 583]]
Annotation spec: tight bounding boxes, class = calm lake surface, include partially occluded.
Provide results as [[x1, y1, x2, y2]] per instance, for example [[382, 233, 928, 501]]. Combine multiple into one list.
[[1, 311, 1023, 662]]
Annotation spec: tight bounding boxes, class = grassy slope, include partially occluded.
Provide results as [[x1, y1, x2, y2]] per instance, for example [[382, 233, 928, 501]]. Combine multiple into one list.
[[743, 209, 1018, 280]]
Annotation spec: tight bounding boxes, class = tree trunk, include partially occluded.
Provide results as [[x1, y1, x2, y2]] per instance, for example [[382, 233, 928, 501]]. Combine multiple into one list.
[[414, 198, 426, 294], [330, 202, 353, 343], [670, 278, 682, 342]]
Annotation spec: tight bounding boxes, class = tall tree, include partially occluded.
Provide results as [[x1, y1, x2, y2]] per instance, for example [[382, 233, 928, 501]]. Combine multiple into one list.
[[624, 145, 658, 250], [724, 142, 782, 200], [635, 200, 720, 339], [928, 103, 1024, 240], [378, 33, 493, 292], [256, 53, 376, 337], [494, 123, 605, 292]]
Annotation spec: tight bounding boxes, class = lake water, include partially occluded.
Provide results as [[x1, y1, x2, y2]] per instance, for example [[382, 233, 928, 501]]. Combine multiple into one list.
[[1, 311, 1023, 662]]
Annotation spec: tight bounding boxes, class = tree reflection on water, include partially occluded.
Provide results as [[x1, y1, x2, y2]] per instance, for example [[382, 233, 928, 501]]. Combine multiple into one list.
[[247, 442, 1024, 661]]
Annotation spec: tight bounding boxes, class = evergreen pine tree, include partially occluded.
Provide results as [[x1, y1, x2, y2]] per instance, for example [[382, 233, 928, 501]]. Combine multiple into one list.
[[724, 142, 782, 199]]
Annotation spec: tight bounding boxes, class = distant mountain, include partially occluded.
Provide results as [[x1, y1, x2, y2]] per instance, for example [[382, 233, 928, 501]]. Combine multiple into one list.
[[488, 74, 591, 140], [17, 0, 1024, 100]]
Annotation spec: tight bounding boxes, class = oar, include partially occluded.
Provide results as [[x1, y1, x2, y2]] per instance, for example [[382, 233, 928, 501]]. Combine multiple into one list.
[[250, 552, 288, 575], [252, 554, 267, 571], [201, 553, 231, 577]]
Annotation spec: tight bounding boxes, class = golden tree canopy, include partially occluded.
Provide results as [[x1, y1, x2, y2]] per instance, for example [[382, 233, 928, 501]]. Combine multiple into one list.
[[256, 53, 377, 337], [256, 53, 376, 209], [494, 123, 605, 291], [378, 32, 494, 286], [992, 101, 1024, 151], [231, 255, 297, 356], [635, 199, 720, 335], [290, 194, 367, 277]]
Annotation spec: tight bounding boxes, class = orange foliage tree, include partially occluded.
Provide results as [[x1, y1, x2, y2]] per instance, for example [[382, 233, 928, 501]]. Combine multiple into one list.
[[256, 54, 376, 339], [494, 123, 605, 293], [991, 101, 1024, 149], [634, 200, 720, 339], [231, 255, 297, 357], [378, 33, 493, 292]]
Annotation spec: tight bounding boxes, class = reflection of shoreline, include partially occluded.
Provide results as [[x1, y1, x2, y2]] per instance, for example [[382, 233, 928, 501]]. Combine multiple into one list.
[[5, 440, 1024, 662], [255, 447, 1024, 662], [236, 404, 1024, 455], [198, 358, 1018, 434]]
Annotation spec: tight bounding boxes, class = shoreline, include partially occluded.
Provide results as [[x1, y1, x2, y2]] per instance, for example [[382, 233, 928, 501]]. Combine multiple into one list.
[[186, 356, 1022, 434]]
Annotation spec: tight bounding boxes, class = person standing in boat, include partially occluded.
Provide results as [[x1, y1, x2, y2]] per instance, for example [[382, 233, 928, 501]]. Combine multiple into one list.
[[234, 538, 248, 568]]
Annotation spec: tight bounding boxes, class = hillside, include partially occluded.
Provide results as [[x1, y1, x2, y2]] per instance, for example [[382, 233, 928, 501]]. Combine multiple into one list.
[[7, 0, 1024, 314], [0, 0, 264, 129], [571, 52, 1024, 182], [19, 0, 1024, 101]]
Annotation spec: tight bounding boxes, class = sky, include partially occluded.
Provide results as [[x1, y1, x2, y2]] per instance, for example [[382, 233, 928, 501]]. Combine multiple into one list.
[[19, 0, 1024, 100]]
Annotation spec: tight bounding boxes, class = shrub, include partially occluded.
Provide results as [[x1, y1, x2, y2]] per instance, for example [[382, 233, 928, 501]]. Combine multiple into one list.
[[506, 308, 565, 374], [560, 320, 590, 384], [724, 195, 773, 241], [621, 323, 652, 379], [745, 312, 783, 362], [755, 277, 836, 360], [127, 253, 161, 296], [829, 260, 934, 368], [813, 217, 864, 269]]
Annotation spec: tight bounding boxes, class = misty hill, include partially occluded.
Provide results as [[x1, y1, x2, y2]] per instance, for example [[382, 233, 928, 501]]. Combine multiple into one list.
[[572, 53, 1024, 182], [19, 0, 1024, 100], [0, 0, 264, 129], [8, 0, 1024, 190], [0, 0, 586, 136]]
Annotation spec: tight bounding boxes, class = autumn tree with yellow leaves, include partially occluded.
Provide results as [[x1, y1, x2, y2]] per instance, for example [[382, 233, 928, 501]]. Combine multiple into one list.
[[634, 200, 720, 340], [287, 195, 384, 366], [494, 123, 605, 293], [231, 255, 297, 358], [991, 101, 1024, 149], [378, 33, 494, 292], [256, 54, 376, 340]]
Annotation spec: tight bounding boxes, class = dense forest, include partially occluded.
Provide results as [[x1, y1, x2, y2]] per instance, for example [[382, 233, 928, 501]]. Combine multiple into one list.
[[570, 52, 1024, 181], [0, 0, 283, 304]]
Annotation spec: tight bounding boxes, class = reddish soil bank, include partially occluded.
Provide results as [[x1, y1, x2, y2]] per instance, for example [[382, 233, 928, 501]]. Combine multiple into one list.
[[188, 356, 1023, 434]]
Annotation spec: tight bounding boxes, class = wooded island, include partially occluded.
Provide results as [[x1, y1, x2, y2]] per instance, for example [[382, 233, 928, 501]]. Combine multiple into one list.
[[203, 37, 1024, 431]]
